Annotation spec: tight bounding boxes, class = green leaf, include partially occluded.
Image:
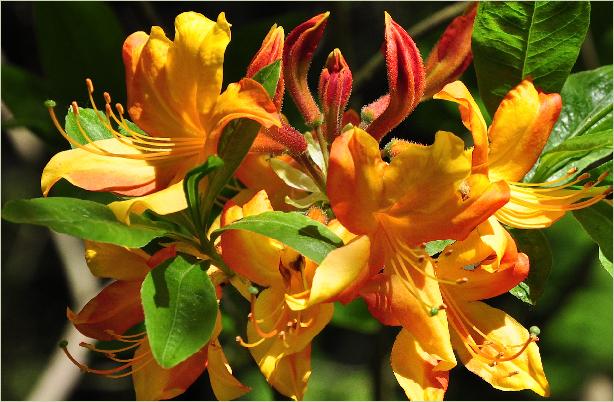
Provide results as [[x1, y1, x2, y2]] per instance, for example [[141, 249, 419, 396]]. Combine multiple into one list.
[[599, 249, 613, 276], [473, 2, 590, 114], [183, 156, 224, 235], [141, 256, 218, 368], [65, 107, 115, 146], [212, 211, 344, 264], [544, 66, 613, 152], [573, 202, 613, 276], [118, 119, 147, 136], [509, 228, 553, 305], [425, 239, 455, 257], [201, 61, 281, 230], [251, 60, 281, 98], [331, 299, 381, 334], [531, 130, 613, 182], [586, 160, 613, 187], [2, 197, 167, 248]]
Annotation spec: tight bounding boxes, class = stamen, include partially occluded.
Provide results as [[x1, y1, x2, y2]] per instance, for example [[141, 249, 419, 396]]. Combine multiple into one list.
[[236, 335, 267, 348]]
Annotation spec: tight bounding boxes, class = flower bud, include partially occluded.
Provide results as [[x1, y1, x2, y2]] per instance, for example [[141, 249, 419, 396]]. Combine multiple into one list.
[[364, 12, 425, 141], [283, 12, 330, 126], [422, 3, 477, 99], [318, 48, 353, 141], [253, 124, 308, 156], [247, 25, 285, 109]]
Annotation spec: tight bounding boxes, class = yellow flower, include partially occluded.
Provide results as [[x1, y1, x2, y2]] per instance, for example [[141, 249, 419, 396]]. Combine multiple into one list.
[[363, 217, 549, 399], [434, 80, 611, 229], [62, 242, 249, 401], [42, 12, 280, 221], [220, 190, 373, 400]]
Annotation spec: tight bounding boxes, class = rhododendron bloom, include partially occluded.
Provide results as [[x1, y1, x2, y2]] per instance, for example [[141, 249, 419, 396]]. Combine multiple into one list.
[[62, 243, 248, 400], [434, 80, 611, 229], [42, 12, 280, 222]]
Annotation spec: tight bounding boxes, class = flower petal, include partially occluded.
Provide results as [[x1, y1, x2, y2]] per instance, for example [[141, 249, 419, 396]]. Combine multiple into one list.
[[41, 138, 192, 197], [132, 337, 208, 401], [391, 328, 449, 401], [433, 81, 489, 175], [488, 80, 562, 182], [84, 241, 150, 281], [264, 347, 312, 401], [109, 181, 188, 223], [220, 190, 285, 287], [207, 338, 251, 400], [67, 280, 143, 341], [450, 300, 550, 396]]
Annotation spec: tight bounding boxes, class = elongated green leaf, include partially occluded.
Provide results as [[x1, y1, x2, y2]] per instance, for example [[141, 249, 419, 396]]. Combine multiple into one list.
[[473, 2, 590, 114], [201, 62, 281, 229], [544, 66, 613, 152], [573, 202, 613, 275], [525, 66, 613, 182], [183, 156, 224, 234], [2, 198, 167, 247], [65, 107, 115, 146], [212, 211, 343, 264], [509, 229, 553, 305], [141, 256, 218, 368], [531, 130, 613, 182]]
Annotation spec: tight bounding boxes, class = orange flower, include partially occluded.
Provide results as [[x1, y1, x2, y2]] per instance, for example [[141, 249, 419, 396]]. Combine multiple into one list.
[[434, 80, 611, 229], [363, 218, 549, 399], [42, 12, 280, 222], [62, 242, 249, 401]]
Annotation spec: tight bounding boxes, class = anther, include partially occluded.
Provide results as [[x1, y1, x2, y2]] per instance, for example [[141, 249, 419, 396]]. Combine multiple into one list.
[[444, 249, 453, 256], [438, 303, 447, 310], [456, 277, 469, 284], [429, 306, 439, 316], [235, 336, 241, 343], [497, 352, 505, 359], [419, 243, 427, 249], [577, 173, 590, 181], [583, 181, 595, 188], [598, 172, 609, 182], [508, 370, 520, 377], [44, 99, 57, 108], [489, 361, 498, 367], [86, 78, 94, 93], [417, 256, 425, 263], [103, 92, 112, 104], [566, 167, 578, 175], [71, 101, 80, 115], [58, 339, 68, 348], [115, 103, 124, 115], [529, 326, 541, 337]]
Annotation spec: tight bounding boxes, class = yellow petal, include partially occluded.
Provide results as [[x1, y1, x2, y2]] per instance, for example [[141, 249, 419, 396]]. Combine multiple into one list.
[[286, 235, 370, 310], [84, 240, 150, 280], [433, 81, 489, 174], [132, 338, 208, 401], [265, 347, 312, 401], [488, 80, 562, 182], [207, 338, 251, 400], [391, 329, 449, 401], [41, 138, 186, 197], [109, 181, 187, 223], [450, 300, 550, 396]]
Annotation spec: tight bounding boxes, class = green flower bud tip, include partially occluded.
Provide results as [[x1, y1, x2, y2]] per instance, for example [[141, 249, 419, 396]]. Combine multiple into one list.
[[44, 99, 57, 108], [529, 326, 541, 336]]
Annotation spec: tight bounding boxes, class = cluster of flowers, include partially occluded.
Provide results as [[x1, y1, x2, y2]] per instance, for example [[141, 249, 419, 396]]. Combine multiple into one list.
[[42, 9, 610, 401]]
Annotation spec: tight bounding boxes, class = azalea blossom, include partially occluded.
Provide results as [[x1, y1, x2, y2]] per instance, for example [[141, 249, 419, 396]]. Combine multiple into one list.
[[61, 243, 249, 400], [434, 80, 611, 229], [42, 11, 280, 222]]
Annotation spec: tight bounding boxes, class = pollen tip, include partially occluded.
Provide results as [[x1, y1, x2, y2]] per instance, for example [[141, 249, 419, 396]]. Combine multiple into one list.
[[598, 171, 609, 182], [115, 103, 125, 115], [578, 173, 590, 181], [44, 99, 57, 108], [235, 336, 241, 342], [103, 92, 112, 104], [85, 78, 94, 93], [567, 167, 578, 175], [456, 277, 469, 284], [71, 101, 80, 115], [58, 340, 69, 348]]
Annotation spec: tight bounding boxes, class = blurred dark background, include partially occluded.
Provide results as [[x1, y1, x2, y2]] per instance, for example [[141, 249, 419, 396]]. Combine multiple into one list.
[[2, 2, 612, 400]]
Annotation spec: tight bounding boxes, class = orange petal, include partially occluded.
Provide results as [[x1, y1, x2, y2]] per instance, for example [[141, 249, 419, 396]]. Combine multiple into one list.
[[433, 81, 488, 175], [132, 337, 208, 400], [328, 127, 389, 235], [41, 138, 191, 197], [84, 241, 150, 281], [220, 190, 285, 287], [450, 300, 550, 396], [488, 80, 562, 182], [360, 274, 402, 326], [67, 280, 143, 341], [207, 338, 251, 400], [391, 329, 449, 401], [109, 181, 188, 223], [265, 346, 312, 401]]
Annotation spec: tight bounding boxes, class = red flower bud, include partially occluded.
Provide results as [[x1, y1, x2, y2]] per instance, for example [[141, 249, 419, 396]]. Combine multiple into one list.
[[247, 25, 285, 109], [422, 3, 477, 99], [283, 12, 330, 126], [251, 124, 308, 156], [363, 12, 425, 141], [318, 48, 353, 141]]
